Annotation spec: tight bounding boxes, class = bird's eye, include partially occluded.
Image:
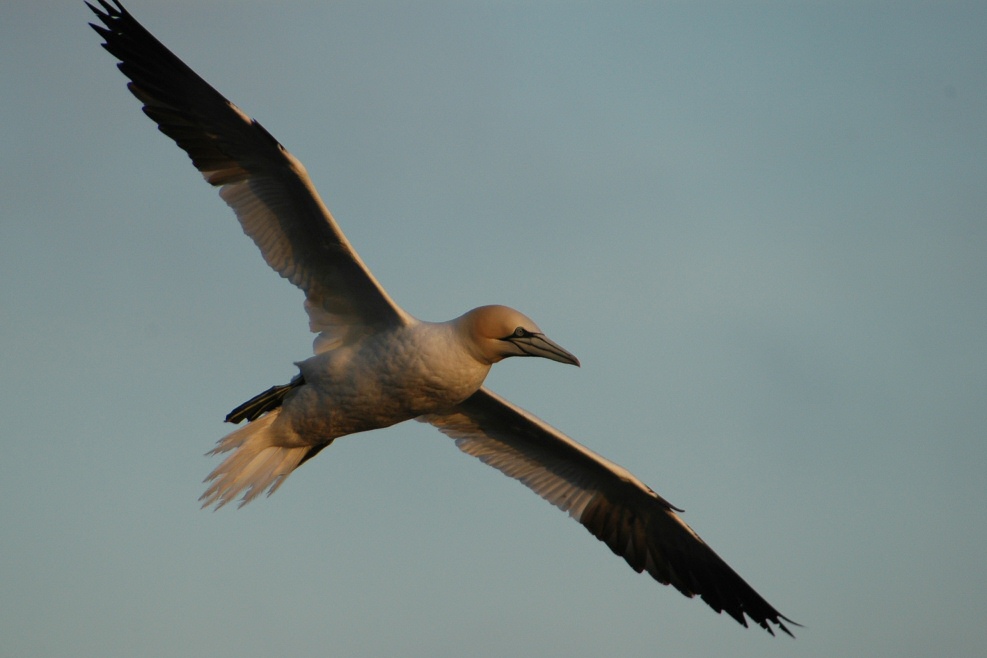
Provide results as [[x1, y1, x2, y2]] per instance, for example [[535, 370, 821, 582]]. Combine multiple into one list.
[[514, 327, 526, 337]]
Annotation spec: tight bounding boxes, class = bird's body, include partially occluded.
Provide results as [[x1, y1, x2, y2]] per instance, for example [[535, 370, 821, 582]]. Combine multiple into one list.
[[89, 0, 796, 636], [286, 318, 493, 443], [204, 306, 573, 506]]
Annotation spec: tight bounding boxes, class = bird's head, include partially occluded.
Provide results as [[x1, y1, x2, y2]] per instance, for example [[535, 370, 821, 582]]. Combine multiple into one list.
[[458, 305, 580, 367]]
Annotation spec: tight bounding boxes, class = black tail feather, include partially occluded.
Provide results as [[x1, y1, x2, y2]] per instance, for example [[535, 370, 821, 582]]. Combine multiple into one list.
[[226, 374, 305, 424]]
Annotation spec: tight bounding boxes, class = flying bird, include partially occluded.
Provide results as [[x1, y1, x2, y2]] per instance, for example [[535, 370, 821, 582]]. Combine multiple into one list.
[[89, 0, 795, 636]]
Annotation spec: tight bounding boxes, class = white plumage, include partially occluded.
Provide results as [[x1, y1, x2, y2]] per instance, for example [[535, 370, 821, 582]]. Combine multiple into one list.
[[89, 0, 795, 636]]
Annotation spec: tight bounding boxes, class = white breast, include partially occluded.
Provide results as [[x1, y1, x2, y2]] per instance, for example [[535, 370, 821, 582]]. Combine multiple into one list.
[[285, 321, 492, 443]]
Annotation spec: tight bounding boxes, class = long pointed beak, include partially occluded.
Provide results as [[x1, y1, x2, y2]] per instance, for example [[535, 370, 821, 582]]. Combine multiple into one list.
[[508, 333, 580, 367]]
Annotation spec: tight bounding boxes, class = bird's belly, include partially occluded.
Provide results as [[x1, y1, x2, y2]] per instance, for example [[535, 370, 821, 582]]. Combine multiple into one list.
[[286, 332, 488, 443]]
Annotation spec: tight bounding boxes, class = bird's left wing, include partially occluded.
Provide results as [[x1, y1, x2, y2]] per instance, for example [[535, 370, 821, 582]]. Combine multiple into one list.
[[422, 388, 796, 636], [88, 1, 411, 347]]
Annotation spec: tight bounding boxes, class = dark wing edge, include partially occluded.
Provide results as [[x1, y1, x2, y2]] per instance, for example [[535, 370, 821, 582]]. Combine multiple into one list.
[[423, 388, 798, 636], [87, 0, 410, 335]]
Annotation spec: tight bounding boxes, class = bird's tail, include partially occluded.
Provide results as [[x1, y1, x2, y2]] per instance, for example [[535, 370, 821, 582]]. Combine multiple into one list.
[[199, 410, 312, 509]]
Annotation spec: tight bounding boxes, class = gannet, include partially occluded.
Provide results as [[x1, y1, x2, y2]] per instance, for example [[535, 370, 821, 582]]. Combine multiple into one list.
[[89, 0, 796, 636]]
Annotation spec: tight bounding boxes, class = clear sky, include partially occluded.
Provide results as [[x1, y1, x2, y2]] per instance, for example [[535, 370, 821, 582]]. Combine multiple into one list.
[[2, 1, 985, 656]]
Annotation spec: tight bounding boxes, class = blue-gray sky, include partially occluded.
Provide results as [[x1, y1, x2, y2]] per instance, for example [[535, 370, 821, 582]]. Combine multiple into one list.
[[3, 2, 985, 656]]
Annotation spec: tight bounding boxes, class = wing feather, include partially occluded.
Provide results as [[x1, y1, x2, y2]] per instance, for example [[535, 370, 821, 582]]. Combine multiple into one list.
[[423, 388, 796, 636], [88, 0, 411, 347]]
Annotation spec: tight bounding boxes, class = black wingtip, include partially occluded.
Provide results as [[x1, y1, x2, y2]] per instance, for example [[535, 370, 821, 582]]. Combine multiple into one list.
[[754, 610, 801, 638], [775, 614, 803, 638], [86, 0, 125, 28]]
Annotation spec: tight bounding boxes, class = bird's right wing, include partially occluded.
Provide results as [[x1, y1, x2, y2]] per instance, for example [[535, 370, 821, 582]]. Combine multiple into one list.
[[422, 387, 796, 636], [89, 1, 412, 351]]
